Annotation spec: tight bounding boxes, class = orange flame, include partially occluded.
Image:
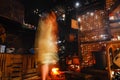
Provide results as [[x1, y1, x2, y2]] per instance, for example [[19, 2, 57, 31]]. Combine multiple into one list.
[[51, 67, 60, 75]]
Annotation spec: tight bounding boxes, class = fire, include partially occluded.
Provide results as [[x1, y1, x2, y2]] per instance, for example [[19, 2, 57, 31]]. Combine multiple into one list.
[[51, 67, 60, 75]]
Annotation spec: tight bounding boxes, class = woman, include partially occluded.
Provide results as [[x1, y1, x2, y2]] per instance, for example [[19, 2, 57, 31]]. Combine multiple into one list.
[[35, 11, 59, 80]]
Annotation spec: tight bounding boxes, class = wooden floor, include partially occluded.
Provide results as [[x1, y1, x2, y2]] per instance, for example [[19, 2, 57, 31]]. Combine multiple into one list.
[[24, 76, 41, 80]]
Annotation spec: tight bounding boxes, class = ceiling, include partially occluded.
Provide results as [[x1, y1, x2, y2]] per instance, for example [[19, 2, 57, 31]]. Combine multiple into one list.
[[21, 0, 106, 26]]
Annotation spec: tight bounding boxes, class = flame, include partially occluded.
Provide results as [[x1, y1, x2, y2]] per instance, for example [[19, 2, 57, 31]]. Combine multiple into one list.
[[51, 67, 60, 75]]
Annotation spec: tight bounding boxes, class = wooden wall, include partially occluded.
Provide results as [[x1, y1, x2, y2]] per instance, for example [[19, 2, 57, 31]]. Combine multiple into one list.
[[0, 53, 38, 80], [0, 0, 24, 24]]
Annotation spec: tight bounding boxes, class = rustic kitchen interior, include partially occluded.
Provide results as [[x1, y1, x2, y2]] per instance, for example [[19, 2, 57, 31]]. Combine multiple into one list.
[[0, 0, 120, 80]]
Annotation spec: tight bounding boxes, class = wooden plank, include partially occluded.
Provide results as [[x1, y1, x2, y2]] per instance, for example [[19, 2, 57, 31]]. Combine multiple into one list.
[[0, 53, 37, 79]]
